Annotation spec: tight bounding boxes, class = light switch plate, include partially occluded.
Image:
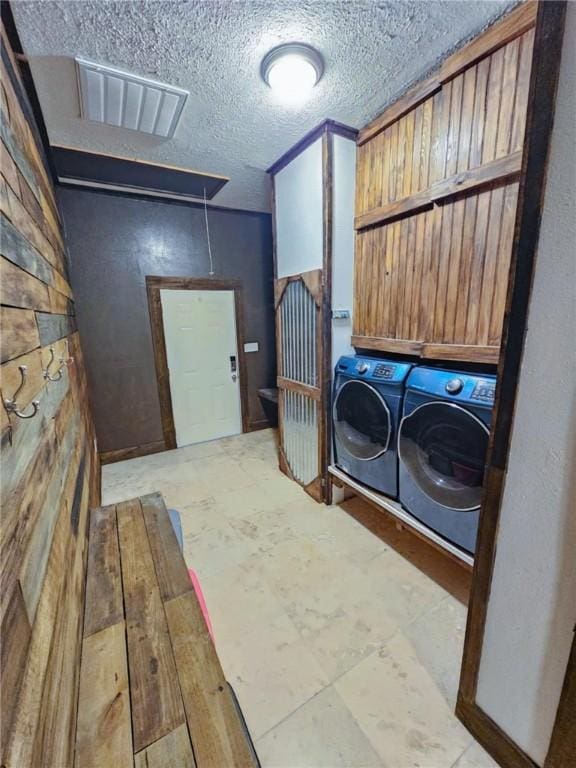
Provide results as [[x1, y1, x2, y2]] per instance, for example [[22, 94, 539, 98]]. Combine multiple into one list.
[[244, 341, 259, 353], [332, 309, 351, 320]]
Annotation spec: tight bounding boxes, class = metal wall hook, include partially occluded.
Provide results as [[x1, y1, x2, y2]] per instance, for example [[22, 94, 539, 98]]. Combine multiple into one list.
[[4, 365, 40, 419], [43, 346, 65, 381]]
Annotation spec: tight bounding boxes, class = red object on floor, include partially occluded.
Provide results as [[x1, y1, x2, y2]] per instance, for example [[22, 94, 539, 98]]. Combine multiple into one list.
[[188, 568, 214, 641]]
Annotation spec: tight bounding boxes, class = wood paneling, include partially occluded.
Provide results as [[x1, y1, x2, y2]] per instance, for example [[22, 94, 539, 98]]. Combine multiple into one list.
[[0, 21, 98, 768], [353, 9, 535, 362]]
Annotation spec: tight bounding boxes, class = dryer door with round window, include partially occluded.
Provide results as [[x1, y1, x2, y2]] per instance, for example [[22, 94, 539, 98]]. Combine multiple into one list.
[[333, 380, 392, 461], [398, 402, 489, 511]]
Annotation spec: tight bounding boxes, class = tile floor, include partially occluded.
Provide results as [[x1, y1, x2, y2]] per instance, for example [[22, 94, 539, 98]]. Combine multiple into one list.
[[103, 429, 498, 768]]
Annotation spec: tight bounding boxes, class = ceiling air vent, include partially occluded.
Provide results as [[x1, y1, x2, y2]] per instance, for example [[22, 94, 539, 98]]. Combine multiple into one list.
[[75, 57, 188, 139]]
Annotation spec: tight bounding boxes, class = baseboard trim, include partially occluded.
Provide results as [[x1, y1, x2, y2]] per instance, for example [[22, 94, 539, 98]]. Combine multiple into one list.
[[248, 419, 272, 433], [100, 440, 166, 465], [456, 696, 538, 768]]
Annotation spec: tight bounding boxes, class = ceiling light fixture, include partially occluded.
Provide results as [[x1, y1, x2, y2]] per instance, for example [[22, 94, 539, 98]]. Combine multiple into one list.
[[261, 43, 324, 104]]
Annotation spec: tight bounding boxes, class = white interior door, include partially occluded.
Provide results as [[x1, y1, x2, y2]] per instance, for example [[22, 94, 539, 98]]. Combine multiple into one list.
[[160, 289, 242, 447]]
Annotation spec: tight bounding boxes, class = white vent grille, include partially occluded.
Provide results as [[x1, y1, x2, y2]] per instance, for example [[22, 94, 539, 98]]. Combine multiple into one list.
[[75, 57, 188, 139]]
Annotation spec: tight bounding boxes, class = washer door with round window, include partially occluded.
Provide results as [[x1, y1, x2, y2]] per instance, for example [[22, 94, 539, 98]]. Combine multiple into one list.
[[334, 380, 391, 460], [398, 401, 489, 512], [333, 379, 400, 496]]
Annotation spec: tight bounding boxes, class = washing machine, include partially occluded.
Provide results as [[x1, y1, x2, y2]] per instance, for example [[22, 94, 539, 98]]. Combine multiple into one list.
[[333, 355, 413, 497], [398, 366, 496, 554]]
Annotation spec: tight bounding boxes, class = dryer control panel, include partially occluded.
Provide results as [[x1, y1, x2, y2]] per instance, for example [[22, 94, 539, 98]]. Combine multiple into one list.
[[470, 380, 496, 404], [406, 366, 496, 407]]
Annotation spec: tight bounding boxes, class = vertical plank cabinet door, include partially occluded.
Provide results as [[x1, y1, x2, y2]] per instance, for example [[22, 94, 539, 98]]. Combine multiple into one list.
[[352, 2, 537, 364], [275, 271, 325, 502]]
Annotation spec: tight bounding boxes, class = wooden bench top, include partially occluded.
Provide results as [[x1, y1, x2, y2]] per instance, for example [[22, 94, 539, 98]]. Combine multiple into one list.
[[75, 492, 259, 768]]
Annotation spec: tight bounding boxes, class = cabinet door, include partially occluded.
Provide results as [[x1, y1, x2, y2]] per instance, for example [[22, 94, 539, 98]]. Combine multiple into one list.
[[352, 21, 534, 365]]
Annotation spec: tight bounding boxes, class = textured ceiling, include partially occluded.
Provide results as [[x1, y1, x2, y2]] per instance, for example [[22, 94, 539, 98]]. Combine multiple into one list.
[[12, 0, 513, 212]]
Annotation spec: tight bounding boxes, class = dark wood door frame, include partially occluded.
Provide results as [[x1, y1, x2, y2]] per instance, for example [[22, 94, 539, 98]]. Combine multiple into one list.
[[146, 275, 250, 451], [456, 3, 568, 767]]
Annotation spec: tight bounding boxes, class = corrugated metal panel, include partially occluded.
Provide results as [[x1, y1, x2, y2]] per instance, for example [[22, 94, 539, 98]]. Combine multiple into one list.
[[282, 390, 318, 486], [280, 280, 317, 387], [279, 278, 319, 484]]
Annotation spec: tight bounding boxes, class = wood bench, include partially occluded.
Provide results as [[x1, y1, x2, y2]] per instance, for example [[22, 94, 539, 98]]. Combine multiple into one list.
[[75, 492, 259, 767]]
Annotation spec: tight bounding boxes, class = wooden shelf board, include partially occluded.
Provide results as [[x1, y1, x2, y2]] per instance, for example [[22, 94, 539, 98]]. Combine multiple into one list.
[[328, 465, 474, 570], [355, 151, 522, 231], [351, 336, 499, 364]]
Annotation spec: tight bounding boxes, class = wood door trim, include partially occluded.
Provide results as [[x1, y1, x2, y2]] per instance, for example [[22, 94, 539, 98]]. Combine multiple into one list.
[[358, 1, 538, 145], [146, 276, 249, 451], [100, 440, 166, 465], [321, 130, 334, 504], [355, 151, 522, 230], [457, 2, 567, 765], [267, 119, 357, 176], [277, 376, 321, 401], [544, 633, 576, 768], [456, 698, 540, 768]]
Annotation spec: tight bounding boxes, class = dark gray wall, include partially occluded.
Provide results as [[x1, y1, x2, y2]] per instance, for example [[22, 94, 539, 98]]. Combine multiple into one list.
[[58, 187, 275, 453]]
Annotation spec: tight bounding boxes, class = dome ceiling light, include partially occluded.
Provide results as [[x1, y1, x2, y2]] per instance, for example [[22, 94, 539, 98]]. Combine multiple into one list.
[[261, 43, 324, 104]]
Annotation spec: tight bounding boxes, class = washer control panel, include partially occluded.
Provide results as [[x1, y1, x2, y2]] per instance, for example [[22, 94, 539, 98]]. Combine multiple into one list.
[[336, 356, 412, 385], [445, 378, 464, 394], [373, 363, 396, 380], [470, 380, 496, 403]]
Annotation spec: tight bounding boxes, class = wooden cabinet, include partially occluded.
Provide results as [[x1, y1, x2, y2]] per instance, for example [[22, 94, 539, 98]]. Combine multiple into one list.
[[352, 2, 536, 364]]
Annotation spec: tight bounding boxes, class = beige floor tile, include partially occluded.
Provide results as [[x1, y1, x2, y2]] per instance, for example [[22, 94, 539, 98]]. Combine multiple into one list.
[[309, 510, 387, 564], [201, 562, 285, 641], [160, 477, 215, 508], [179, 497, 226, 538], [102, 431, 486, 765], [184, 520, 259, 580], [243, 537, 347, 623], [335, 632, 472, 768], [256, 686, 383, 768], [403, 596, 467, 709], [357, 549, 448, 629], [452, 741, 500, 768], [223, 613, 330, 740], [229, 506, 298, 552], [215, 484, 280, 519], [263, 473, 312, 503], [238, 455, 283, 483], [192, 455, 257, 492]]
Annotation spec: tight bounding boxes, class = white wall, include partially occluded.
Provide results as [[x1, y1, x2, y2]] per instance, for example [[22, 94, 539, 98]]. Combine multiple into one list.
[[331, 134, 357, 369], [275, 138, 323, 279], [476, 6, 576, 765]]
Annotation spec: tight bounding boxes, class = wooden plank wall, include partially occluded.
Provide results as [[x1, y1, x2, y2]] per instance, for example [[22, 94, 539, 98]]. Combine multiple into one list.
[[0, 26, 99, 767], [352, 2, 536, 364]]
